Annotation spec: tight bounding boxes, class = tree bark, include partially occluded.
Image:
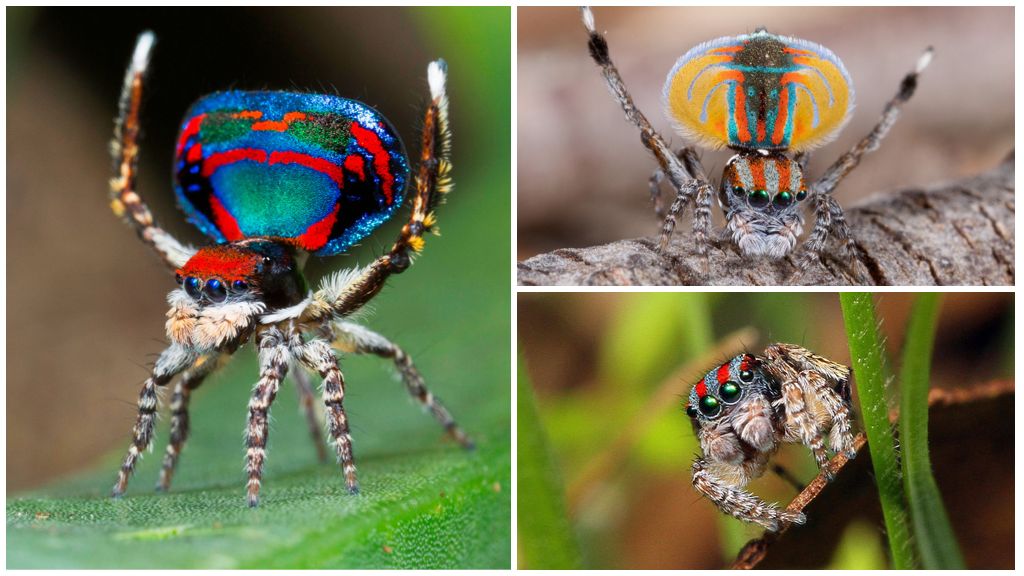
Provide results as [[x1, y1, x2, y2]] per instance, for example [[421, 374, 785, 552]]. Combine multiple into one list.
[[517, 152, 1014, 286]]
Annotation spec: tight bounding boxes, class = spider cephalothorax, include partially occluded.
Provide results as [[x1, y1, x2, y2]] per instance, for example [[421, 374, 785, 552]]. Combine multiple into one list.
[[582, 8, 932, 281], [109, 31, 470, 507], [685, 345, 856, 531]]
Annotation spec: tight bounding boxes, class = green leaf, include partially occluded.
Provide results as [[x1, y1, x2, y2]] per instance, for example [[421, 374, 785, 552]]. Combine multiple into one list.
[[839, 293, 914, 569], [516, 355, 581, 569], [899, 294, 965, 569]]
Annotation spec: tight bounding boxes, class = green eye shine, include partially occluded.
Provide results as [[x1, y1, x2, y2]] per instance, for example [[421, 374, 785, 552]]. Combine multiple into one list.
[[699, 395, 721, 417], [720, 381, 741, 402], [739, 369, 754, 382], [748, 189, 770, 208]]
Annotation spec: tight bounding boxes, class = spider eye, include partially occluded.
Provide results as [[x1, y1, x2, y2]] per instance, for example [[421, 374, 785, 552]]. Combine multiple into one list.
[[733, 186, 746, 197], [175, 273, 184, 285], [796, 190, 808, 201], [720, 381, 741, 403], [231, 279, 248, 293], [204, 278, 227, 303], [773, 191, 794, 208], [686, 404, 698, 418], [699, 395, 721, 418], [739, 369, 754, 382], [183, 276, 202, 299], [748, 189, 770, 208]]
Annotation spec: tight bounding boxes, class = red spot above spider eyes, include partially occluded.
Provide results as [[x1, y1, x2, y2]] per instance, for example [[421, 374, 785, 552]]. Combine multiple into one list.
[[740, 354, 753, 372], [716, 363, 731, 384], [696, 380, 707, 398], [177, 245, 262, 283]]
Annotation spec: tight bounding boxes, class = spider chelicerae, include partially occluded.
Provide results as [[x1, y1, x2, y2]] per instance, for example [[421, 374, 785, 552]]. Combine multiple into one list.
[[109, 31, 472, 507], [686, 344, 856, 531], [581, 7, 932, 282]]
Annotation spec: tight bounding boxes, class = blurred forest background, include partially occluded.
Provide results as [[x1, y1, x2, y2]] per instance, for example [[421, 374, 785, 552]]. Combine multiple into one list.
[[517, 6, 1014, 258], [518, 293, 1013, 569], [7, 7, 511, 492]]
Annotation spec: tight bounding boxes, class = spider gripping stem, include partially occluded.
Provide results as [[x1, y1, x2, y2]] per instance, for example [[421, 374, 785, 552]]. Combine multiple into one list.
[[304, 60, 452, 322], [581, 7, 713, 278], [110, 31, 194, 270]]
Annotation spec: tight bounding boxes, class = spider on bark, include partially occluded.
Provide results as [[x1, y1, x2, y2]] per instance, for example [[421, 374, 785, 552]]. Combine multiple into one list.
[[109, 31, 472, 507], [581, 7, 932, 283], [686, 344, 856, 531]]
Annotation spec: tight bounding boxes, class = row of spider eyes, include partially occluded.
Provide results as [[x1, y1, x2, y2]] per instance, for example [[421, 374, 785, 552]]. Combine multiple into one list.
[[733, 186, 808, 208], [686, 368, 755, 419], [175, 274, 249, 303]]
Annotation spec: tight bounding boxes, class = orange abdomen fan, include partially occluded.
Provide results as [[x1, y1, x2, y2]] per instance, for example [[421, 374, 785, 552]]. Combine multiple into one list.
[[662, 30, 853, 152]]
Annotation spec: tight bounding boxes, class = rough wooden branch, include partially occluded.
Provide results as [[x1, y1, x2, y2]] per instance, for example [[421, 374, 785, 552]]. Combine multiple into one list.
[[518, 152, 1014, 286]]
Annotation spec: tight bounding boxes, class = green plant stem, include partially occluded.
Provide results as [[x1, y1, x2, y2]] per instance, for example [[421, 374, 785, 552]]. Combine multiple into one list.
[[899, 294, 965, 569], [516, 354, 581, 569], [839, 293, 914, 569]]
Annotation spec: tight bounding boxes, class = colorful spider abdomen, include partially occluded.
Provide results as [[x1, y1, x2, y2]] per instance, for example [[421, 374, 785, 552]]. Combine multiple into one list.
[[722, 153, 808, 210], [174, 91, 410, 256], [662, 29, 853, 152]]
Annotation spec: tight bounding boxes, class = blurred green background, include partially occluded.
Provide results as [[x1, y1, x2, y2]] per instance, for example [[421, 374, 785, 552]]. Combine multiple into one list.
[[518, 293, 1012, 569], [7, 6, 510, 568]]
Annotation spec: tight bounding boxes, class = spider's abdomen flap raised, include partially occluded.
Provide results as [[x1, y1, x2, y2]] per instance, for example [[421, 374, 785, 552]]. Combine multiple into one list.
[[174, 91, 409, 256], [662, 31, 853, 152]]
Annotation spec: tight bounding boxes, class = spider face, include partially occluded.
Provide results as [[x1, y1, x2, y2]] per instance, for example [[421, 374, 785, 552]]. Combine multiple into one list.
[[720, 152, 808, 259], [175, 240, 307, 309], [683, 344, 856, 531]]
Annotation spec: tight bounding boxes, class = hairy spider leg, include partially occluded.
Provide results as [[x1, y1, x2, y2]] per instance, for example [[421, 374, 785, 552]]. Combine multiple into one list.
[[244, 327, 293, 507], [332, 321, 475, 449], [112, 343, 197, 497], [110, 31, 195, 270], [692, 457, 806, 532], [796, 47, 934, 275], [157, 353, 228, 491], [580, 7, 711, 278]]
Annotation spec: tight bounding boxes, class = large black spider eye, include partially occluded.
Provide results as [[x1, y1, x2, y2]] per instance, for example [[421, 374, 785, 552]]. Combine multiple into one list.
[[748, 189, 770, 208], [739, 369, 754, 382], [231, 279, 248, 293], [733, 185, 746, 197], [699, 395, 721, 418], [175, 273, 184, 285], [204, 278, 227, 303], [796, 190, 808, 201], [773, 190, 794, 208], [686, 404, 698, 418], [720, 381, 741, 403], [184, 276, 202, 299]]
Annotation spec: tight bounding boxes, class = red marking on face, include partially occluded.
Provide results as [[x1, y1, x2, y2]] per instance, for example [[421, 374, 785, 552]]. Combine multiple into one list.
[[739, 355, 752, 372], [176, 114, 206, 157], [297, 203, 340, 251], [350, 122, 395, 204], [177, 245, 262, 283], [776, 157, 791, 192], [716, 363, 731, 385], [750, 158, 767, 191], [210, 195, 244, 241], [695, 380, 708, 399]]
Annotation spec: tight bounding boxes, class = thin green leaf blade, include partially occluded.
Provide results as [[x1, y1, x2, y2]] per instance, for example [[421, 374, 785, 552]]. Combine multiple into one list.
[[899, 294, 965, 569]]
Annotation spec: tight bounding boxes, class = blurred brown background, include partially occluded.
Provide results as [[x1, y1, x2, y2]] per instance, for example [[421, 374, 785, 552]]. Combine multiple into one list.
[[7, 7, 508, 492], [518, 292, 1013, 568], [517, 7, 1014, 258]]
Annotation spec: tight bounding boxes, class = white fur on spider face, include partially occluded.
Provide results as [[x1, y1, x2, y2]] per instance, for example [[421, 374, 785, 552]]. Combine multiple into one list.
[[727, 208, 804, 259], [165, 288, 266, 351]]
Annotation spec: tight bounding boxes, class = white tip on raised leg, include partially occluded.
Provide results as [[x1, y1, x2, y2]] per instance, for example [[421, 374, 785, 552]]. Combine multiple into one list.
[[427, 59, 447, 101], [132, 30, 156, 73], [916, 46, 934, 74], [580, 6, 595, 33]]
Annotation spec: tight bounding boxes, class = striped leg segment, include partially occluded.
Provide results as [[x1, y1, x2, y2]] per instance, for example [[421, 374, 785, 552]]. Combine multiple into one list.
[[112, 343, 196, 497], [692, 457, 805, 532], [156, 354, 224, 492], [245, 329, 290, 507], [581, 7, 710, 260], [110, 31, 194, 270], [305, 59, 452, 323], [299, 340, 359, 494], [291, 364, 329, 462], [334, 321, 474, 450]]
